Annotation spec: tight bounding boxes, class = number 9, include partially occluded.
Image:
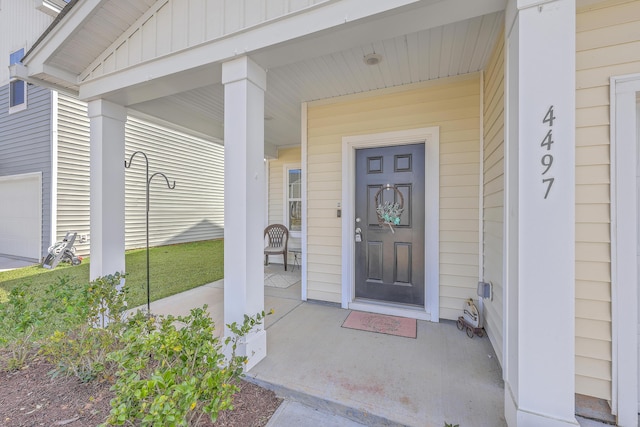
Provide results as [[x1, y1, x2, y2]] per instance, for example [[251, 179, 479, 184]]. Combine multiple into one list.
[[541, 154, 553, 175]]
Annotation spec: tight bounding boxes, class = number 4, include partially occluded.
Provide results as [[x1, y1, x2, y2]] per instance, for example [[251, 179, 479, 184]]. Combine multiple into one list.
[[541, 130, 554, 150], [543, 105, 555, 127]]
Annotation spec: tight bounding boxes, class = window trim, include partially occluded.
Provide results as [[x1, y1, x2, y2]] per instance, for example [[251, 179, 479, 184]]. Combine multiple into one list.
[[283, 163, 302, 238], [9, 48, 27, 114]]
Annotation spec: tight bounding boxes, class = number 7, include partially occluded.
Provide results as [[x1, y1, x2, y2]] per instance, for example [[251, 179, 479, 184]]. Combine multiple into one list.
[[543, 177, 554, 199]]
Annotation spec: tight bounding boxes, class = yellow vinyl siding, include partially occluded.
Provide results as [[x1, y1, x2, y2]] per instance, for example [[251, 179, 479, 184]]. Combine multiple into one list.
[[307, 74, 481, 313], [482, 29, 505, 367], [575, 0, 640, 401]]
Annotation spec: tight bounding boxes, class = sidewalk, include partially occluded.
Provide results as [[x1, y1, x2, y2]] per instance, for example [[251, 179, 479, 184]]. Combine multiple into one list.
[[0, 255, 36, 272]]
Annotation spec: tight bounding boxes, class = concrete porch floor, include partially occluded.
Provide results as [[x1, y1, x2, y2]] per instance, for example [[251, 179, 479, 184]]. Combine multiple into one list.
[[135, 265, 617, 426], [143, 265, 507, 427]]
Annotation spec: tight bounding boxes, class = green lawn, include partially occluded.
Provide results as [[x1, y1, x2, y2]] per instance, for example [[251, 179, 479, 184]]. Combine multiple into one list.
[[0, 239, 224, 308]]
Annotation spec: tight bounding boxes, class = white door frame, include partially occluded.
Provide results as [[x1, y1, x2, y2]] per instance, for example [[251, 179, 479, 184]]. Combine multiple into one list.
[[610, 73, 640, 426], [341, 127, 439, 321]]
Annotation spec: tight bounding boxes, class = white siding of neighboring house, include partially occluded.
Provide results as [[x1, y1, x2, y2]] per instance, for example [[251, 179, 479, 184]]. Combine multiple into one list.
[[482, 29, 505, 368], [574, 0, 640, 402], [268, 146, 302, 264], [306, 74, 481, 313], [56, 94, 90, 253], [0, 84, 53, 259], [82, 0, 330, 82], [56, 94, 225, 256]]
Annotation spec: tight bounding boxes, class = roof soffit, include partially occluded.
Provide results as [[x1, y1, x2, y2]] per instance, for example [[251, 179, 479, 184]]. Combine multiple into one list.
[[77, 0, 427, 88], [77, 0, 505, 104], [23, 0, 156, 86], [24, 0, 105, 73]]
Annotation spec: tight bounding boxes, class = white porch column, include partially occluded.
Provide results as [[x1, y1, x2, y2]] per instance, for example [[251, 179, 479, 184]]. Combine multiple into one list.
[[221, 56, 267, 369], [504, 1, 577, 426], [87, 99, 127, 281]]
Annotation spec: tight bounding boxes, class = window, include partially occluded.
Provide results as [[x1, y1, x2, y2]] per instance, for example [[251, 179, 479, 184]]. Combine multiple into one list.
[[286, 167, 301, 233], [9, 48, 26, 113]]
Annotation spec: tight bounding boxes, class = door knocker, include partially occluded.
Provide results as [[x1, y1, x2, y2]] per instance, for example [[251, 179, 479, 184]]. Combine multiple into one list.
[[374, 184, 404, 233]]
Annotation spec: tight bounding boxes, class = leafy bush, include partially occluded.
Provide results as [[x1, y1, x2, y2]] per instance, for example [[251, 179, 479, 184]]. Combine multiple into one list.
[[40, 273, 127, 381], [1, 270, 268, 426], [104, 307, 265, 426], [83, 273, 128, 330], [0, 275, 91, 370], [0, 283, 46, 369], [41, 326, 119, 382]]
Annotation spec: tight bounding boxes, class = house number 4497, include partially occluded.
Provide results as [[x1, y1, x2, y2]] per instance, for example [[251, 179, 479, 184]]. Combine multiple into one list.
[[541, 105, 556, 199]]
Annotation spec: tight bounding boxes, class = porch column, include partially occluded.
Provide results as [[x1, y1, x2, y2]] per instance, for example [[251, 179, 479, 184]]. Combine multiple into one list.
[[87, 99, 127, 281], [504, 1, 577, 426], [221, 56, 266, 369]]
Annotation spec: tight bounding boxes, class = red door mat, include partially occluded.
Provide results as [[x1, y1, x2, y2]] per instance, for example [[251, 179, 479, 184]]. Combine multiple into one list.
[[342, 311, 417, 339]]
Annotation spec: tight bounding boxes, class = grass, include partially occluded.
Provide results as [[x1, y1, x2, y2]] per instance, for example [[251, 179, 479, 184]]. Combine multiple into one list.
[[0, 239, 224, 308]]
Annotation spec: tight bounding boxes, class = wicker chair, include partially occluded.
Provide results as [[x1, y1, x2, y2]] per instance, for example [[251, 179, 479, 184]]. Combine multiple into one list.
[[264, 224, 289, 271]]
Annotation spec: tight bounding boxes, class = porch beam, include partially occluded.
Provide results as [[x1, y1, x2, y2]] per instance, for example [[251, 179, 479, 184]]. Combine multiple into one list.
[[87, 99, 126, 281], [504, 0, 578, 426], [221, 56, 267, 370]]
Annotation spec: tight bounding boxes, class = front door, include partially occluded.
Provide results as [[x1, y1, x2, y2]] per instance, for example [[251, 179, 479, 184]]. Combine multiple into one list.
[[355, 144, 425, 306]]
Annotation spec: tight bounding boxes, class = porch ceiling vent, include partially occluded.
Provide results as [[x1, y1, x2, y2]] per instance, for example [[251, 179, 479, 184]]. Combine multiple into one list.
[[363, 53, 382, 66]]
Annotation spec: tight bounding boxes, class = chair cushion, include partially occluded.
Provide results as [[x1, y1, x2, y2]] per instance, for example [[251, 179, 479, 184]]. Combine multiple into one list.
[[264, 245, 285, 254]]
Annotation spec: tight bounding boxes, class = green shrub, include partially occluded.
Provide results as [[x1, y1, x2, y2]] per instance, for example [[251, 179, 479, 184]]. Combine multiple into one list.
[[83, 273, 128, 330], [0, 276, 92, 370], [103, 307, 265, 427], [40, 273, 128, 381], [41, 325, 120, 382], [0, 283, 45, 369]]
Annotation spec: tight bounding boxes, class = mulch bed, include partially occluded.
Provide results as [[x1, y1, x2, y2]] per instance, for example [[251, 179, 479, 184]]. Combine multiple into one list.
[[0, 356, 282, 427]]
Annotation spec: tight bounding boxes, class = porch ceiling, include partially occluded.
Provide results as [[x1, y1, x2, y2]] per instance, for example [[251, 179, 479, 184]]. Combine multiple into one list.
[[24, 0, 505, 148], [131, 11, 504, 146]]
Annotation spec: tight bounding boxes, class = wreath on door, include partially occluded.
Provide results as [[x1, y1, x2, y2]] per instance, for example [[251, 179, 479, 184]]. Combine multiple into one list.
[[375, 185, 404, 233]]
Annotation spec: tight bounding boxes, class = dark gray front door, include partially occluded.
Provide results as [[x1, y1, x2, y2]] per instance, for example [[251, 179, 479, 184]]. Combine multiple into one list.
[[355, 144, 425, 306]]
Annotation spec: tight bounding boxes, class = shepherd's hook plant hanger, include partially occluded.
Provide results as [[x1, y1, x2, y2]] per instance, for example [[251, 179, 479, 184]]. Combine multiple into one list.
[[125, 151, 176, 313]]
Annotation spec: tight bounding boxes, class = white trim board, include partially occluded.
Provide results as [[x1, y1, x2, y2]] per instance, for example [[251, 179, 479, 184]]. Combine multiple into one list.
[[51, 90, 59, 249], [341, 127, 440, 321], [610, 73, 640, 426], [301, 102, 308, 302], [282, 162, 302, 241]]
